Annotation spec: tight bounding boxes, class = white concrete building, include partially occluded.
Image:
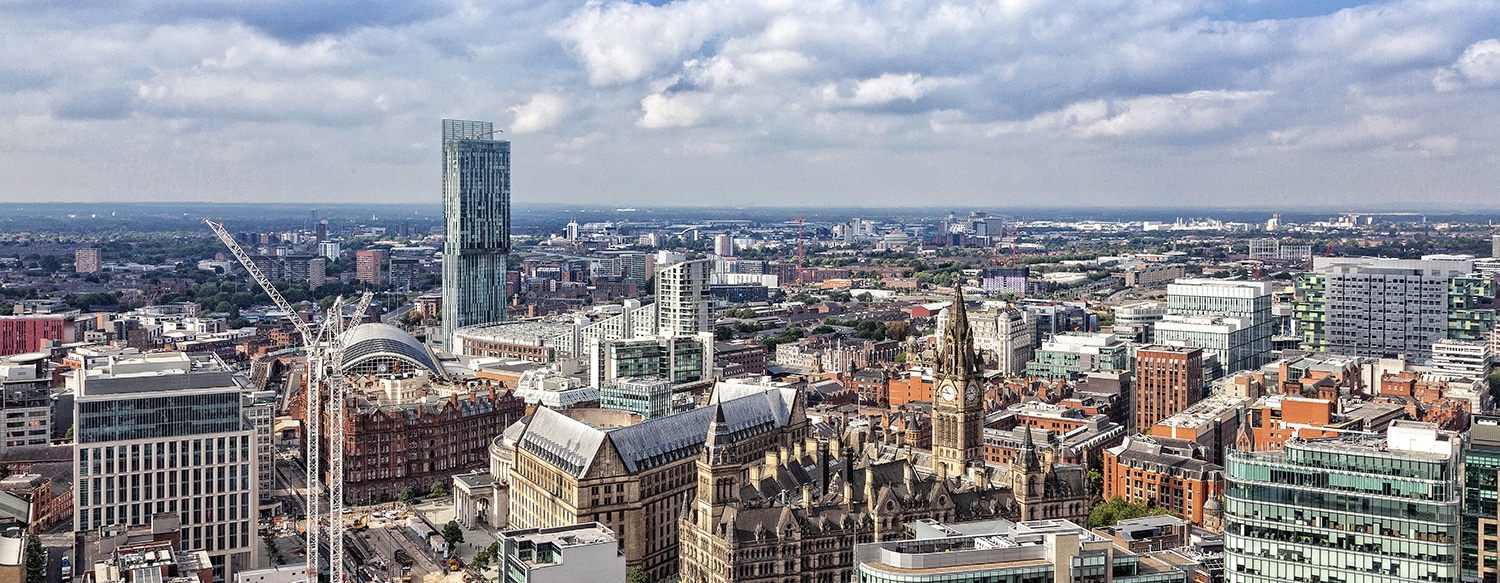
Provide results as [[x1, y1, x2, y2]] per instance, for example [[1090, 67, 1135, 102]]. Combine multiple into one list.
[[73, 351, 259, 582], [499, 523, 625, 583]]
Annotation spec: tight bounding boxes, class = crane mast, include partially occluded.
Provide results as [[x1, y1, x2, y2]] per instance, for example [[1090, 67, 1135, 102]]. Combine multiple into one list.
[[204, 219, 362, 583]]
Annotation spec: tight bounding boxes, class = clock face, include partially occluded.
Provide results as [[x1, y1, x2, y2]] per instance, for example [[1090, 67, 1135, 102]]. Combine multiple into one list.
[[940, 382, 957, 402], [966, 385, 979, 403]]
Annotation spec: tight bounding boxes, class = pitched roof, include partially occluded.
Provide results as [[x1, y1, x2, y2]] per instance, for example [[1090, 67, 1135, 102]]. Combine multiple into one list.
[[518, 383, 800, 477]]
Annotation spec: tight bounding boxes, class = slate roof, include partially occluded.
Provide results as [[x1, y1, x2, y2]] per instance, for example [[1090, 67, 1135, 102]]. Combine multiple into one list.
[[517, 383, 799, 477]]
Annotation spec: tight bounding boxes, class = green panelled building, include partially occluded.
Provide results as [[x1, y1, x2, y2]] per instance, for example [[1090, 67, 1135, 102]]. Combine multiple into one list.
[[1225, 420, 1462, 583]]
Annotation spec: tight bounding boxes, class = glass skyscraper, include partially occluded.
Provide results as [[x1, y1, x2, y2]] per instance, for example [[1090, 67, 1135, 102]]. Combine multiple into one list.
[[441, 119, 510, 350], [1224, 420, 1461, 583]]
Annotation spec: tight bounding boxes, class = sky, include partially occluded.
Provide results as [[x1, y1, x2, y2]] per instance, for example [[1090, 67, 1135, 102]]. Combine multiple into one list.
[[1, 0, 1499, 209]]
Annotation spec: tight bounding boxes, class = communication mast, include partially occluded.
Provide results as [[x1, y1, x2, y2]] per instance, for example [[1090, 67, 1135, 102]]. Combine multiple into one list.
[[205, 219, 366, 583]]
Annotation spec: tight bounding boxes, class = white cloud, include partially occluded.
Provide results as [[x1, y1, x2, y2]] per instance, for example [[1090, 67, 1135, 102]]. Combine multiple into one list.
[[509, 94, 567, 133], [821, 73, 958, 107], [638, 91, 712, 128], [1000, 90, 1273, 138], [1435, 39, 1500, 91], [2, 0, 1500, 206]]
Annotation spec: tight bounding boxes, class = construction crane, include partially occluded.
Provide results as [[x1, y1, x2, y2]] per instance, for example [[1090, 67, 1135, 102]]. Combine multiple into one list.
[[204, 219, 366, 583], [793, 216, 805, 286]]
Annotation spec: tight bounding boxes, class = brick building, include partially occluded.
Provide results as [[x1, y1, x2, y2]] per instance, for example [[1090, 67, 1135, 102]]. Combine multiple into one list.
[[1134, 345, 1203, 432], [303, 389, 525, 505], [1103, 435, 1225, 526]]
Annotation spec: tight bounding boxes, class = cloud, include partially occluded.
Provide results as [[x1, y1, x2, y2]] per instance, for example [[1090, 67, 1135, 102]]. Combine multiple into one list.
[[1434, 39, 1500, 91], [999, 90, 1273, 138], [822, 73, 959, 108], [2, 0, 1500, 207], [51, 86, 136, 120], [509, 94, 568, 133], [638, 91, 711, 128]]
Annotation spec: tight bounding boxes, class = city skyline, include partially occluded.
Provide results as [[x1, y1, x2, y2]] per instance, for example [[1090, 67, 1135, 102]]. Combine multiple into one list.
[[1, 1, 1498, 208]]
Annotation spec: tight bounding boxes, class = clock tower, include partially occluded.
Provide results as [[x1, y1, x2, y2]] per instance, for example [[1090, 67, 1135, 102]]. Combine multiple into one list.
[[932, 288, 984, 478]]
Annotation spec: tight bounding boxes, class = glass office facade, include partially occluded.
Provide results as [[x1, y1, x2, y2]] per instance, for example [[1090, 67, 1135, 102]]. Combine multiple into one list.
[[1224, 434, 1461, 583], [1464, 415, 1500, 579]]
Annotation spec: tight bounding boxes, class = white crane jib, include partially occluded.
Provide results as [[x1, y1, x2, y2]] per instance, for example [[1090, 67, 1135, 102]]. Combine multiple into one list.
[[204, 219, 366, 583]]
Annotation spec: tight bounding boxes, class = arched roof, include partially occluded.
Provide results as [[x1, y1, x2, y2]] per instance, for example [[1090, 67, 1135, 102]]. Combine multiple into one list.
[[339, 323, 441, 376]]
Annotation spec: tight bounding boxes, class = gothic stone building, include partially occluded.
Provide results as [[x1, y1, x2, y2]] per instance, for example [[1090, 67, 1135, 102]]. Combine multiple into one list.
[[677, 290, 1090, 583]]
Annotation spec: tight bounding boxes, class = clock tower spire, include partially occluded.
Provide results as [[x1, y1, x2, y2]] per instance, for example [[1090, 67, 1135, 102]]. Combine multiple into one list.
[[932, 287, 984, 478]]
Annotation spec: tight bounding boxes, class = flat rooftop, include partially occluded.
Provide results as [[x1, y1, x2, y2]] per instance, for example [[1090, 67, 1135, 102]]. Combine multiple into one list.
[[501, 522, 617, 549]]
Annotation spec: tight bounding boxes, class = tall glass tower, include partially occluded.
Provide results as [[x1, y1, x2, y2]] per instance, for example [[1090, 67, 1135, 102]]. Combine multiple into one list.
[[1224, 420, 1461, 583], [441, 119, 510, 350]]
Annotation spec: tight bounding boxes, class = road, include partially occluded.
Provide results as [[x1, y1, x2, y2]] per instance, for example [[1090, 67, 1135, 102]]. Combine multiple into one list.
[[38, 531, 73, 583]]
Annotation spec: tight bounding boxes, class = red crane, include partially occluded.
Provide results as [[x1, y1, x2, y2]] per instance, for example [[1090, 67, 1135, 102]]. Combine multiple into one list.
[[794, 216, 806, 285], [1009, 226, 1019, 267]]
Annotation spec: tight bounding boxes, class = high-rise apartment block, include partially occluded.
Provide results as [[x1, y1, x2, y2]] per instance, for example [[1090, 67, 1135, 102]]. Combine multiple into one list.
[[1294, 256, 1488, 360], [73, 351, 259, 582], [1224, 420, 1461, 583], [389, 257, 421, 290], [654, 258, 712, 337], [355, 249, 385, 286], [75, 248, 102, 273], [441, 119, 511, 350], [1164, 279, 1272, 374], [1133, 345, 1203, 432]]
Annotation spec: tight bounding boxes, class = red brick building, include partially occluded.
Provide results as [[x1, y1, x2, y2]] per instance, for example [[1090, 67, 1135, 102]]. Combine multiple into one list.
[[1134, 345, 1203, 432], [1103, 434, 1224, 526], [300, 388, 525, 505]]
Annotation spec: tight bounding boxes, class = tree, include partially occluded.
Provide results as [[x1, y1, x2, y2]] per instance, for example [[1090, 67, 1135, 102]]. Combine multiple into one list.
[[627, 567, 649, 583], [1088, 497, 1172, 527], [856, 292, 874, 303], [399, 485, 416, 504], [884, 320, 910, 340], [470, 542, 500, 571], [442, 520, 465, 554], [430, 480, 448, 498], [24, 534, 44, 583]]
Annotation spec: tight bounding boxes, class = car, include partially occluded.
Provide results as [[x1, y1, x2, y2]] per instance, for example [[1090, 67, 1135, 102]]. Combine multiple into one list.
[[60, 557, 72, 581]]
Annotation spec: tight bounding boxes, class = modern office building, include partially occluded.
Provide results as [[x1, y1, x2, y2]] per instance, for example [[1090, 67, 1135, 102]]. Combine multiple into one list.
[[1025, 333, 1130, 380], [1152, 315, 1250, 380], [1431, 339, 1492, 379], [599, 377, 674, 419], [1113, 301, 1167, 344], [854, 518, 1187, 583], [1165, 279, 1273, 373], [441, 118, 511, 350], [1018, 299, 1091, 345], [498, 523, 625, 583], [73, 351, 259, 582], [654, 258, 713, 337], [1294, 256, 1489, 360], [588, 334, 712, 389], [1133, 345, 1203, 432], [1223, 420, 1461, 583], [1464, 415, 1500, 580]]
